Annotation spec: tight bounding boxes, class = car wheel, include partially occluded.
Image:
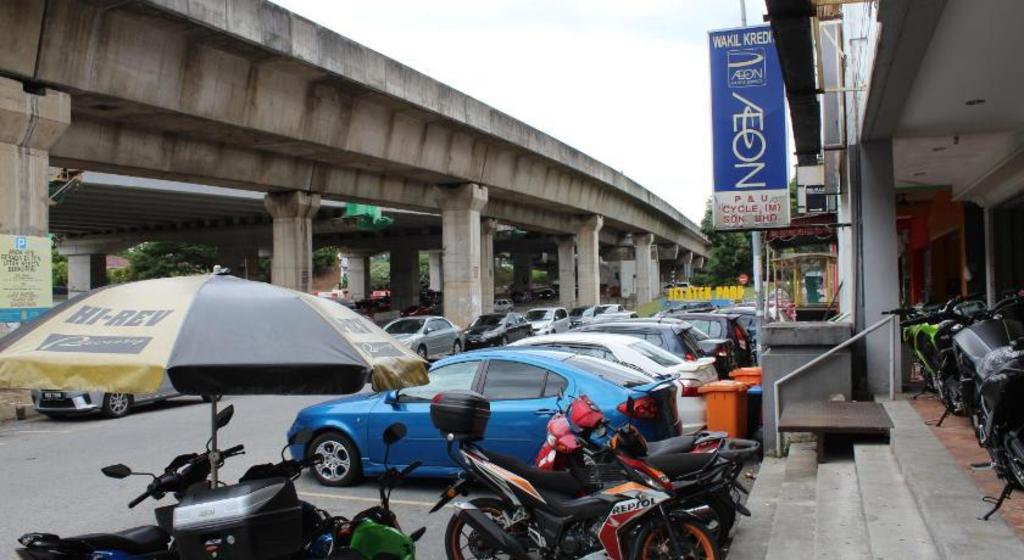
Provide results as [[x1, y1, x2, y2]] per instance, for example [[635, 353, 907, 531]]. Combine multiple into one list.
[[101, 393, 133, 418], [309, 432, 362, 487], [417, 345, 429, 359], [452, 340, 462, 354]]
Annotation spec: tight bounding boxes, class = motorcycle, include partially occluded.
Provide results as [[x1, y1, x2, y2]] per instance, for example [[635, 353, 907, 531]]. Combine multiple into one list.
[[534, 395, 757, 542], [949, 293, 1024, 519], [428, 391, 720, 560], [17, 405, 424, 559]]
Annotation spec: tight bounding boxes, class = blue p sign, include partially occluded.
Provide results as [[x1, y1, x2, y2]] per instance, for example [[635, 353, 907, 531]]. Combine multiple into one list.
[[15, 237, 27, 251]]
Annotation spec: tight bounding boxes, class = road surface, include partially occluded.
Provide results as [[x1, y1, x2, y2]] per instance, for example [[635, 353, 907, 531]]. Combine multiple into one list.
[[0, 395, 455, 558]]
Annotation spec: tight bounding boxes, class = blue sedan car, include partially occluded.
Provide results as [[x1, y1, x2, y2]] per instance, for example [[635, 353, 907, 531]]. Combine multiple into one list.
[[288, 348, 682, 486]]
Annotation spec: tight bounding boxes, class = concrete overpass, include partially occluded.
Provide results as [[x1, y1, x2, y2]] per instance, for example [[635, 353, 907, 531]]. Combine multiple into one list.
[[0, 0, 708, 326]]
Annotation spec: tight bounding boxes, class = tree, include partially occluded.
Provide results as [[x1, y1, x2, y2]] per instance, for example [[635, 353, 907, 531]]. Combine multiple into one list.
[[691, 198, 752, 286], [121, 241, 218, 281], [51, 243, 67, 288]]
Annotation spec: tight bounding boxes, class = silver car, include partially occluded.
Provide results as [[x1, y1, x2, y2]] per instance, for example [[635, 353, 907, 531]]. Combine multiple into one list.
[[494, 299, 514, 313], [525, 307, 571, 335], [31, 374, 183, 419], [383, 316, 463, 360]]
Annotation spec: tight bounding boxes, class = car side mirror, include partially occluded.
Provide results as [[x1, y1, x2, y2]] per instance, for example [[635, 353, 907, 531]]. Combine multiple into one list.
[[384, 390, 399, 405], [383, 422, 407, 445], [102, 464, 133, 479]]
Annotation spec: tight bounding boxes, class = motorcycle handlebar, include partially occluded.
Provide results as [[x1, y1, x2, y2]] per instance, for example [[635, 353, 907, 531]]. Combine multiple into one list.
[[221, 444, 245, 458], [128, 490, 152, 509]]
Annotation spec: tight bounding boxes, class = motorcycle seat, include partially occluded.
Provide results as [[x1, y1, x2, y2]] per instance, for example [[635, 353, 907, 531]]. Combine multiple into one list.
[[484, 450, 584, 497], [68, 525, 170, 554], [646, 435, 699, 457], [645, 453, 717, 479]]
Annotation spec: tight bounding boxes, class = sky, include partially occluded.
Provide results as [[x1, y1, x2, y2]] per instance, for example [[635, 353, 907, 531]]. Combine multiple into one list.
[[269, 0, 768, 223]]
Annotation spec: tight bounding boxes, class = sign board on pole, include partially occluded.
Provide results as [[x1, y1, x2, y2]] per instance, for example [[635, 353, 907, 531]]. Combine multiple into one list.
[[708, 25, 790, 230], [738, 273, 749, 286], [0, 235, 52, 323]]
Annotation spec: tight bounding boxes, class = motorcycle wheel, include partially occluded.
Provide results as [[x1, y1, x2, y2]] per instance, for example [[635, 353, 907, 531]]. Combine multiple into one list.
[[695, 490, 737, 542], [444, 497, 516, 560], [637, 519, 720, 560]]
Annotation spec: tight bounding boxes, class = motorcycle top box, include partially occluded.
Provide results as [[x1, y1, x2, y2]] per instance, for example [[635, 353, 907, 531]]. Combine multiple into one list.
[[172, 477, 303, 560], [430, 391, 490, 440]]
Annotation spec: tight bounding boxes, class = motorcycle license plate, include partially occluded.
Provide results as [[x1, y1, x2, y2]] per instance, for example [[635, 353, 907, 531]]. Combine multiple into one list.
[[42, 391, 65, 400]]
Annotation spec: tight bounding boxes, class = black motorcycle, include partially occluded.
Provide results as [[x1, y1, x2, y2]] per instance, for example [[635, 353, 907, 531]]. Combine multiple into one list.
[[950, 293, 1024, 519]]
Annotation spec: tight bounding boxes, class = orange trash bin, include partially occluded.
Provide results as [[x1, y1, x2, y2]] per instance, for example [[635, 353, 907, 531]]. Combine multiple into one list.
[[729, 366, 763, 387], [698, 380, 749, 438]]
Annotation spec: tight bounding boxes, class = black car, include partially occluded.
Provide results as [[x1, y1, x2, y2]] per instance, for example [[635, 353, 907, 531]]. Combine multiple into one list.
[[464, 312, 533, 349], [576, 318, 737, 378], [669, 313, 753, 367]]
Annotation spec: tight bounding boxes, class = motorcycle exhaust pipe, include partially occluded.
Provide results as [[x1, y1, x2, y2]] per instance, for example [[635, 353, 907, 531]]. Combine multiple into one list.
[[457, 508, 530, 560]]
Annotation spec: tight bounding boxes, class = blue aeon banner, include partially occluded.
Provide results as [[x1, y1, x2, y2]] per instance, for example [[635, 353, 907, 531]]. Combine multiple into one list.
[[709, 26, 790, 230]]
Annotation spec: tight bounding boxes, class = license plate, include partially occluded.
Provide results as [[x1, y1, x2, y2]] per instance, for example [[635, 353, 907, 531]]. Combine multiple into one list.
[[42, 391, 64, 400]]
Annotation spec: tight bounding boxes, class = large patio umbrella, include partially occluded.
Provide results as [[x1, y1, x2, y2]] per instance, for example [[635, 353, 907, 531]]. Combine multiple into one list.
[[0, 273, 429, 395]]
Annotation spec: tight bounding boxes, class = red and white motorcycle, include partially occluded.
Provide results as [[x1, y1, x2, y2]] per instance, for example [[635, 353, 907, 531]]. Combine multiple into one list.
[[429, 391, 720, 560]]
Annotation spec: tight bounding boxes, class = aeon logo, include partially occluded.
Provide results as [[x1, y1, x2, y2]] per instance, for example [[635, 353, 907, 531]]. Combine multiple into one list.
[[727, 49, 766, 88], [731, 92, 766, 188]]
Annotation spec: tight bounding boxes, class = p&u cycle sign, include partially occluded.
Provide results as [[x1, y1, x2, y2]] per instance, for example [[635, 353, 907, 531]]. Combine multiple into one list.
[[708, 25, 790, 230]]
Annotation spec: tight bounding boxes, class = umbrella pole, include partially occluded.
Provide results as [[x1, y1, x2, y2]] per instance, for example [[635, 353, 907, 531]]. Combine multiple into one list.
[[210, 396, 219, 487]]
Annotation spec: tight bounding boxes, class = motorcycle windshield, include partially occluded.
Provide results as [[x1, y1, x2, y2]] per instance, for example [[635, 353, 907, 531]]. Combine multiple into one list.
[[954, 319, 1024, 373]]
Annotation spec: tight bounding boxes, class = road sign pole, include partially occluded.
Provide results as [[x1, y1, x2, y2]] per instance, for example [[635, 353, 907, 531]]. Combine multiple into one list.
[[752, 230, 763, 363]]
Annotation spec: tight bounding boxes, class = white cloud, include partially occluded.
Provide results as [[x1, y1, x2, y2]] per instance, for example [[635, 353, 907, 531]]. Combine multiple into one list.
[[269, 1, 766, 223]]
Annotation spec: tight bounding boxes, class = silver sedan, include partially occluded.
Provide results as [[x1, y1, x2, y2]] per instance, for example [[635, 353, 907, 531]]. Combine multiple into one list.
[[383, 316, 464, 360]]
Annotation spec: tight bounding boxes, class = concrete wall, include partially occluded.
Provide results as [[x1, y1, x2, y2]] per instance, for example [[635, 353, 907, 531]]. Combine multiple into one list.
[[761, 321, 853, 455]]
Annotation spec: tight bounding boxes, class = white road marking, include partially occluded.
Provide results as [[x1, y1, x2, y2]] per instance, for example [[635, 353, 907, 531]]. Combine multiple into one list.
[[299, 491, 440, 509]]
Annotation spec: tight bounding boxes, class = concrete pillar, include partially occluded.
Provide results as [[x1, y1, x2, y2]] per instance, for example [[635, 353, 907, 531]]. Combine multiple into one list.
[[557, 236, 576, 309], [434, 184, 488, 328], [427, 250, 443, 291], [650, 244, 661, 300], [65, 254, 107, 297], [0, 79, 70, 240], [264, 191, 320, 292], [344, 254, 370, 301], [481, 219, 498, 313], [390, 246, 421, 310], [576, 215, 604, 307], [858, 139, 901, 397], [634, 233, 654, 306], [512, 252, 532, 295]]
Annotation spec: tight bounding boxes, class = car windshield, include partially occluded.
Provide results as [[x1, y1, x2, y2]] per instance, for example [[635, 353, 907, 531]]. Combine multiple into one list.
[[629, 341, 684, 367], [594, 306, 609, 316], [526, 310, 552, 321], [385, 319, 424, 334], [472, 314, 504, 327], [681, 323, 709, 340], [565, 355, 651, 387], [570, 307, 589, 318]]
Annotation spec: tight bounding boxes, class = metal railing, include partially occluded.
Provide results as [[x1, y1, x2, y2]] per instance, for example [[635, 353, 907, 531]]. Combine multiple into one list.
[[772, 314, 898, 456]]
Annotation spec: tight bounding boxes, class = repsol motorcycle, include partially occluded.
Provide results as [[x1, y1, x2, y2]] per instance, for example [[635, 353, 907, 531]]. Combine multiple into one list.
[[950, 293, 1024, 519], [17, 405, 424, 559], [533, 395, 757, 543], [429, 391, 720, 560]]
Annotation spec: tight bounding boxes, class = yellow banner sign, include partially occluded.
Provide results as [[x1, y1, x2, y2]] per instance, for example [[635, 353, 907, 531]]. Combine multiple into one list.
[[0, 235, 52, 322], [667, 285, 745, 301]]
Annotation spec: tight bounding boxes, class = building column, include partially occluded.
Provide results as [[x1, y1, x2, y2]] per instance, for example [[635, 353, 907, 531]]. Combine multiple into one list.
[[650, 244, 661, 300], [512, 252, 533, 296], [984, 206, 996, 306], [576, 215, 604, 307], [858, 139, 901, 397], [481, 219, 498, 313], [57, 240, 127, 298], [344, 254, 370, 301], [435, 184, 488, 328], [264, 190, 320, 292], [634, 233, 654, 306], [390, 246, 421, 310], [557, 236, 576, 309], [683, 251, 695, 281], [427, 250, 443, 291]]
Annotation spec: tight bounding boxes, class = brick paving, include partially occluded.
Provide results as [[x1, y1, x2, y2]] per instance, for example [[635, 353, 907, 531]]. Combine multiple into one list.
[[908, 395, 1024, 539]]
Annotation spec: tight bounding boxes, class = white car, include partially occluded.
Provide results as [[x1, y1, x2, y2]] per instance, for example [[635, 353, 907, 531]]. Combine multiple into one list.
[[525, 307, 571, 335], [494, 299, 514, 313], [510, 332, 718, 433]]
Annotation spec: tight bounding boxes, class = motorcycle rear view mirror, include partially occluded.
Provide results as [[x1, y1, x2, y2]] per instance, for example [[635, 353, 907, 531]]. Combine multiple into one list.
[[215, 404, 235, 430], [383, 422, 408, 446], [101, 464, 133, 479]]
